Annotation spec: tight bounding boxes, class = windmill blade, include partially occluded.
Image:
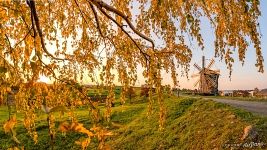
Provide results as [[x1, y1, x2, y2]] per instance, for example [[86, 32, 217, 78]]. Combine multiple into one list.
[[206, 59, 215, 69], [193, 79, 200, 87], [206, 76, 213, 84], [191, 73, 199, 78], [193, 63, 201, 71], [214, 70, 220, 74], [206, 76, 216, 86]]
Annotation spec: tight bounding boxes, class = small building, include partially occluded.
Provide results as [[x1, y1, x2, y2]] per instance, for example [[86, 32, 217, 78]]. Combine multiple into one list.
[[248, 90, 255, 97], [220, 90, 234, 96], [233, 90, 250, 97], [256, 89, 267, 98]]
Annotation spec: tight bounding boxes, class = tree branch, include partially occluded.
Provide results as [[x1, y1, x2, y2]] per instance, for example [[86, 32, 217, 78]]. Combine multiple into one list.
[[20, 15, 34, 37], [73, 0, 90, 25], [88, 1, 104, 37], [93, 4, 150, 64], [27, 0, 71, 61], [4, 34, 13, 52], [89, 0, 155, 49], [13, 27, 32, 49], [0, 54, 23, 76]]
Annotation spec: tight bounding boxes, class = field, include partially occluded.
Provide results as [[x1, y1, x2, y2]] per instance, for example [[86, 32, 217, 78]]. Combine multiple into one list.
[[1, 93, 267, 149]]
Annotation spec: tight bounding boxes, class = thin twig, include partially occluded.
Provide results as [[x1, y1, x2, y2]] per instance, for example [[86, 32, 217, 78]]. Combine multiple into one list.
[[73, 0, 90, 25], [13, 27, 32, 49], [20, 15, 34, 37], [4, 34, 12, 51]]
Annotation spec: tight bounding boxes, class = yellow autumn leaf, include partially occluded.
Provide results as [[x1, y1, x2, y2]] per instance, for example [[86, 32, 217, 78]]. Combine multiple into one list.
[[70, 122, 78, 130], [75, 138, 91, 150], [12, 135, 21, 144], [73, 123, 94, 137], [76, 100, 83, 106], [58, 121, 70, 133], [7, 147, 19, 150], [3, 115, 17, 133], [90, 126, 101, 132], [23, 118, 31, 129], [103, 131, 113, 136], [100, 145, 111, 150], [33, 131, 38, 144]]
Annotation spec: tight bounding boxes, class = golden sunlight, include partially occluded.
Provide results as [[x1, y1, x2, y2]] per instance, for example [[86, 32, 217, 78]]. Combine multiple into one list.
[[38, 75, 50, 83]]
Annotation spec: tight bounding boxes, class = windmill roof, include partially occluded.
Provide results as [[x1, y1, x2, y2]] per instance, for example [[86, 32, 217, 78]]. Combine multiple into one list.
[[203, 69, 220, 75]]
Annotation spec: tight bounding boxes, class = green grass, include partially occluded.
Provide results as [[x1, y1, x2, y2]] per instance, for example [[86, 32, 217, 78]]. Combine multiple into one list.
[[1, 95, 267, 149], [107, 97, 267, 149], [87, 86, 122, 98]]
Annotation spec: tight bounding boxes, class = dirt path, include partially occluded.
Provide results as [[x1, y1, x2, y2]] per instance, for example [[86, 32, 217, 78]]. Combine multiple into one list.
[[211, 98, 267, 116]]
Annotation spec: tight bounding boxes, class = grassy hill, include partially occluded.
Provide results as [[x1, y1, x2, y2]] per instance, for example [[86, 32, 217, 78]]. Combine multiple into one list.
[[107, 97, 267, 149], [0, 95, 267, 149]]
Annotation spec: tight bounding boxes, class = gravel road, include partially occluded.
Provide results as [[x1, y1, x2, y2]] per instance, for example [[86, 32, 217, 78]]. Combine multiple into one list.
[[211, 98, 267, 116]]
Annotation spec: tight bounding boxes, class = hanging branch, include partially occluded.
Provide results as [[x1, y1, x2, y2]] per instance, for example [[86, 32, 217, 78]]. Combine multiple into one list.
[[37, 56, 98, 110], [92, 2, 150, 65], [89, 0, 155, 49], [4, 34, 13, 52], [73, 0, 91, 25], [88, 1, 104, 37], [12, 28, 32, 49], [26, 0, 71, 61]]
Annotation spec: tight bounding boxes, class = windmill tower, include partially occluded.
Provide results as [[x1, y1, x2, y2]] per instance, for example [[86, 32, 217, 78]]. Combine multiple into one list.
[[191, 56, 220, 95]]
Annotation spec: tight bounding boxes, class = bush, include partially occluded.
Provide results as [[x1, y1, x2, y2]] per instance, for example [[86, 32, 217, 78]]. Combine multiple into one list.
[[140, 85, 155, 97], [126, 87, 136, 103], [140, 85, 149, 97]]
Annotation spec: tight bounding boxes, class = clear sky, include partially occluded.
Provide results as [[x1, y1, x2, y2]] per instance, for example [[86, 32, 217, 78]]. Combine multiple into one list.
[[163, 0, 267, 90]]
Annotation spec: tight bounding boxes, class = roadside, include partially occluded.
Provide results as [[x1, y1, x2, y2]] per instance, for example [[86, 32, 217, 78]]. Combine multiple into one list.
[[208, 96, 267, 102], [208, 98, 267, 116], [175, 93, 267, 116]]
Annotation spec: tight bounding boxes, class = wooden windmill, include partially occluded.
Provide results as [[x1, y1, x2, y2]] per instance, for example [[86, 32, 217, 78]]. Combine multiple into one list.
[[191, 56, 220, 95]]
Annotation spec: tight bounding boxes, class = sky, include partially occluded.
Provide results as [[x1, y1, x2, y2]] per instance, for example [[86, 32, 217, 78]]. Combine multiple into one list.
[[39, 0, 267, 90], [160, 0, 267, 90]]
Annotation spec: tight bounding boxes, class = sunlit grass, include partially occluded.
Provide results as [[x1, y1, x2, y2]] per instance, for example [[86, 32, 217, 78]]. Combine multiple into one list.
[[0, 95, 267, 149]]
